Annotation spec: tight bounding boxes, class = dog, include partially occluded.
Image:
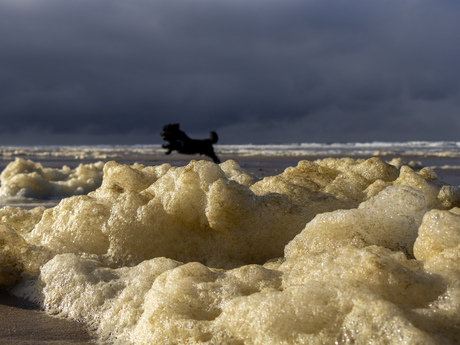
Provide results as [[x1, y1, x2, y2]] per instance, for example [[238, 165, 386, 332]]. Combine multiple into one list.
[[161, 123, 221, 163]]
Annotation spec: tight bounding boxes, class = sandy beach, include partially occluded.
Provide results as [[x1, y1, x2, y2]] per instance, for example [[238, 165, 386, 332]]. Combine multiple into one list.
[[0, 291, 95, 344], [1, 152, 460, 344]]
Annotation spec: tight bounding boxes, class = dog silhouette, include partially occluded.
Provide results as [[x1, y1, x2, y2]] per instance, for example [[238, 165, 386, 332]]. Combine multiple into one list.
[[161, 123, 221, 163]]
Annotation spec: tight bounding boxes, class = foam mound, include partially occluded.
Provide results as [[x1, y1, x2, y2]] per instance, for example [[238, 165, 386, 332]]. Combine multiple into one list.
[[0, 158, 104, 199], [2, 157, 460, 344]]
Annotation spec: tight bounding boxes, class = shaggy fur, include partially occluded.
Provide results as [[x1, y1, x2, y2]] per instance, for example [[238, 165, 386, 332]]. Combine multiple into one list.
[[161, 123, 221, 163]]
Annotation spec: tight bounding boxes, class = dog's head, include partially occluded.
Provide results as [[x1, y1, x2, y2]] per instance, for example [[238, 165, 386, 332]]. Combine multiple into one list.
[[161, 123, 181, 141]]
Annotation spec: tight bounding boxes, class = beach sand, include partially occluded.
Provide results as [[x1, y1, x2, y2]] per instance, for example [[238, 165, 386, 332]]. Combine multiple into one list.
[[0, 291, 95, 344], [1, 153, 459, 344]]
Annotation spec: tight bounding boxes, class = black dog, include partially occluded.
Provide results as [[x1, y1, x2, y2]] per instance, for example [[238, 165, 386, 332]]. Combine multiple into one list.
[[161, 123, 221, 163]]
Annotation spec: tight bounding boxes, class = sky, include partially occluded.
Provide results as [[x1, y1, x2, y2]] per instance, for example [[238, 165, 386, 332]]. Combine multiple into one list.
[[1, 0, 459, 145]]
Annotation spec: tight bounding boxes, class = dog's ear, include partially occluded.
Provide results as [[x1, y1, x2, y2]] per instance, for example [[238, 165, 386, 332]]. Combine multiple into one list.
[[172, 123, 180, 129]]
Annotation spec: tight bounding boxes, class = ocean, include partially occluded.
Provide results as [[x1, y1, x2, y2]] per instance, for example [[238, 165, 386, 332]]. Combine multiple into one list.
[[2, 140, 460, 158], [1, 142, 460, 344]]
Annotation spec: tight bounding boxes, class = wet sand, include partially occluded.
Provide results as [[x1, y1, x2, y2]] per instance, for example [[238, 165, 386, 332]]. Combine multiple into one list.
[[0, 291, 95, 344], [1, 153, 460, 344]]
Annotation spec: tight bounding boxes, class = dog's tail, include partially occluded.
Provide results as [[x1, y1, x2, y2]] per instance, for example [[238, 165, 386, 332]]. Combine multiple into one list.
[[209, 131, 219, 144]]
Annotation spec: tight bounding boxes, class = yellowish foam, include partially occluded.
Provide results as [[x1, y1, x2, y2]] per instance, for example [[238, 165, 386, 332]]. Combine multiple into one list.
[[2, 157, 460, 344], [0, 158, 104, 198]]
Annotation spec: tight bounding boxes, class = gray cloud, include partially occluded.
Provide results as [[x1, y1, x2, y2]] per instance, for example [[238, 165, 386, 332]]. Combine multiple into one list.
[[0, 0, 459, 144]]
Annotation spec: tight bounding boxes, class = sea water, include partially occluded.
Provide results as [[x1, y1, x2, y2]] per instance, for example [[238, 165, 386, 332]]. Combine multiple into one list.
[[1, 142, 460, 344]]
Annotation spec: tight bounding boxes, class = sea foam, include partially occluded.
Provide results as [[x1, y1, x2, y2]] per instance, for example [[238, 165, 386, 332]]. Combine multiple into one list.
[[0, 158, 104, 199], [1, 157, 460, 344]]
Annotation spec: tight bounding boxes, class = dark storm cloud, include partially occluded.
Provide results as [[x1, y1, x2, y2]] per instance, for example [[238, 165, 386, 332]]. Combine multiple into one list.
[[0, 0, 459, 144]]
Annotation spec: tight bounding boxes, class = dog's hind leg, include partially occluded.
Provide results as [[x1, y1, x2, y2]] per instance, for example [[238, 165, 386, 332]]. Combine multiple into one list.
[[208, 150, 220, 164]]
